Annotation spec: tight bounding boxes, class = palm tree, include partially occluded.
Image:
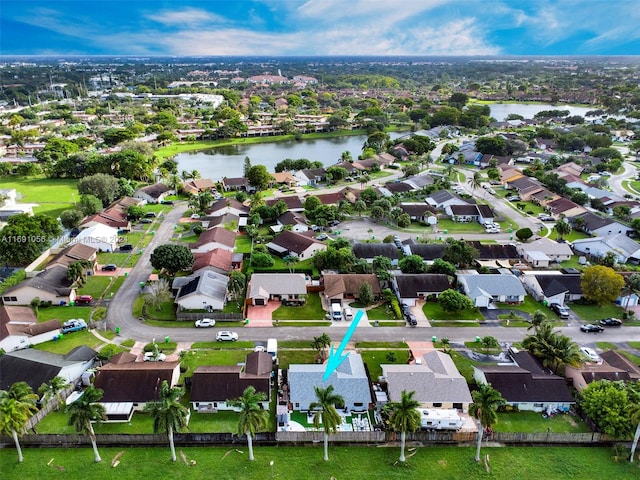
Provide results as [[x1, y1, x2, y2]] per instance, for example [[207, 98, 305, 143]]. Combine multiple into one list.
[[0, 382, 39, 463], [554, 218, 571, 240], [144, 380, 189, 462], [523, 325, 582, 374], [309, 385, 344, 461], [388, 390, 421, 462], [468, 171, 483, 191], [228, 386, 269, 461], [527, 310, 549, 332], [468, 384, 504, 462], [38, 376, 70, 410], [628, 399, 640, 462], [66, 385, 106, 463]]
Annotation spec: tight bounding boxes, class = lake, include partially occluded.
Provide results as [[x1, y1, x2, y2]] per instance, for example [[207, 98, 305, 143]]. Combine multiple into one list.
[[174, 103, 596, 179]]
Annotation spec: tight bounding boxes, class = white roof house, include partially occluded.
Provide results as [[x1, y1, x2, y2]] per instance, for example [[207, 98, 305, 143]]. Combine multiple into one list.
[[517, 237, 573, 265], [174, 269, 229, 311], [572, 234, 640, 264], [248, 273, 307, 306], [71, 223, 118, 252]]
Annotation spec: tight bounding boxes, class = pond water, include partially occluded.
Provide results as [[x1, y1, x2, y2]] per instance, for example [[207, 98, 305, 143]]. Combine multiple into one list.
[[488, 103, 595, 122]]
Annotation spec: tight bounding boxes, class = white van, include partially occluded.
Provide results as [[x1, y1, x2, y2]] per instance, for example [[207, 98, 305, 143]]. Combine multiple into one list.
[[331, 303, 343, 321], [343, 307, 353, 320]]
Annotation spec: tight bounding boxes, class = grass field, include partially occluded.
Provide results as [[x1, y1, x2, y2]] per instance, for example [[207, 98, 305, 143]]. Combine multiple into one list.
[[493, 411, 590, 433], [423, 302, 484, 321], [37, 305, 92, 322], [569, 303, 624, 321], [77, 276, 113, 299], [272, 293, 325, 320], [2, 176, 78, 203], [33, 329, 104, 354], [3, 445, 637, 480]]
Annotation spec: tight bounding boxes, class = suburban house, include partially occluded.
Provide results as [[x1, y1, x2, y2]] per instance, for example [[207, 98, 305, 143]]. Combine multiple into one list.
[[46, 243, 98, 271], [266, 195, 304, 212], [0, 188, 34, 220], [94, 360, 180, 421], [191, 248, 234, 275], [506, 177, 545, 200], [445, 204, 494, 224], [600, 350, 640, 381], [425, 190, 470, 210], [173, 269, 229, 311], [399, 203, 435, 223], [133, 182, 174, 204], [1, 265, 75, 306], [474, 350, 575, 412], [270, 172, 299, 188], [189, 227, 237, 253], [70, 223, 119, 252], [545, 197, 586, 218], [0, 305, 61, 352], [520, 272, 583, 305], [182, 178, 217, 195], [276, 211, 310, 232], [565, 353, 640, 393], [205, 198, 250, 218], [323, 274, 382, 302], [294, 168, 326, 187], [265, 230, 326, 259], [402, 175, 434, 191], [467, 242, 520, 266], [571, 235, 640, 264], [457, 273, 526, 307], [247, 273, 307, 306], [201, 213, 241, 231], [288, 353, 372, 411], [0, 346, 97, 392], [392, 274, 451, 307], [190, 351, 272, 412], [222, 177, 255, 192], [405, 243, 447, 264], [352, 243, 400, 265], [80, 207, 131, 231], [570, 211, 633, 237], [516, 238, 574, 267], [382, 350, 472, 412]]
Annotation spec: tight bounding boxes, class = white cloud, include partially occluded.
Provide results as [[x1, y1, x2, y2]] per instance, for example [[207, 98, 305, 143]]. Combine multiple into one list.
[[146, 8, 227, 26]]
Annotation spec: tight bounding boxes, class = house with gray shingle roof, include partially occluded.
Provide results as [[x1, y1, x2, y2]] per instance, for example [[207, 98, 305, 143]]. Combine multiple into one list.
[[173, 269, 229, 311], [425, 190, 470, 210], [520, 272, 582, 305], [571, 234, 640, 264], [382, 350, 472, 411], [133, 183, 173, 204], [516, 237, 573, 267], [457, 273, 526, 307], [352, 243, 399, 265], [569, 211, 632, 237], [248, 273, 307, 306], [288, 353, 372, 411], [392, 274, 451, 307], [406, 243, 446, 263]]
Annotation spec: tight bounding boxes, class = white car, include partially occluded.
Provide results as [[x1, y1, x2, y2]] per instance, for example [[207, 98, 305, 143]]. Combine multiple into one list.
[[143, 351, 167, 362], [195, 318, 216, 328], [580, 347, 602, 364], [216, 331, 239, 342]]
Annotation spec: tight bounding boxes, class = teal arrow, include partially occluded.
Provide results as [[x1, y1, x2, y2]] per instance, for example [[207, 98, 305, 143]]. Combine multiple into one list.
[[323, 309, 364, 382]]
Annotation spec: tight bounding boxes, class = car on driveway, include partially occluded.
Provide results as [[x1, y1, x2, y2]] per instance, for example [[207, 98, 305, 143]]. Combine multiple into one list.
[[599, 318, 622, 327], [550, 303, 570, 319], [407, 313, 418, 326], [401, 303, 411, 317], [580, 323, 604, 333], [216, 331, 238, 342], [580, 347, 602, 363], [195, 318, 216, 328], [143, 351, 167, 362], [101, 264, 117, 271]]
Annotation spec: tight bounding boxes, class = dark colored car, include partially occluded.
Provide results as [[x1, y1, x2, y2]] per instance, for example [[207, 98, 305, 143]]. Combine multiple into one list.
[[144, 212, 157, 218], [580, 323, 604, 333], [120, 244, 133, 251], [161, 200, 174, 205], [407, 313, 418, 326], [101, 264, 117, 271], [599, 318, 622, 327], [550, 303, 570, 319], [401, 303, 411, 317], [140, 218, 153, 224]]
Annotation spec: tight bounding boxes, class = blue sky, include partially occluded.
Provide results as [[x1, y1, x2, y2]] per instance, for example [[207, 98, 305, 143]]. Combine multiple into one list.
[[1, 0, 638, 56]]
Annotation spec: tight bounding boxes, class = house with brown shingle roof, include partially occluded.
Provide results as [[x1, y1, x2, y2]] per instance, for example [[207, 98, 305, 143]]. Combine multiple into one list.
[[266, 195, 304, 212], [189, 227, 237, 253], [0, 305, 61, 352], [182, 178, 217, 195], [46, 243, 98, 271], [323, 274, 381, 301], [546, 197, 586, 218], [192, 248, 234, 274], [265, 230, 326, 259], [190, 351, 272, 412]]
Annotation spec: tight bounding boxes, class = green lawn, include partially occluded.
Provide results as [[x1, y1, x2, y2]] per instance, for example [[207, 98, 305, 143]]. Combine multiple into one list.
[[37, 306, 92, 322], [435, 218, 487, 234], [96, 252, 139, 268], [1, 176, 78, 203], [77, 276, 113, 299], [448, 350, 490, 384], [234, 234, 252, 253], [430, 320, 481, 327], [5, 445, 637, 480], [423, 302, 484, 321], [272, 293, 325, 320], [33, 329, 104, 354], [360, 349, 411, 379], [493, 411, 591, 433], [103, 276, 126, 298], [180, 348, 254, 378], [365, 304, 396, 320], [548, 228, 591, 242], [569, 303, 624, 321]]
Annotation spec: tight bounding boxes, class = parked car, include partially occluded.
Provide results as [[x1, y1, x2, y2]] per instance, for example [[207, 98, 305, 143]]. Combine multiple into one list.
[[195, 318, 216, 328], [144, 212, 157, 218], [317, 233, 328, 240], [120, 243, 133, 251], [143, 351, 167, 362], [580, 323, 604, 333], [216, 331, 238, 342], [75, 295, 93, 305], [401, 304, 412, 317], [506, 195, 521, 202], [580, 347, 602, 363], [407, 313, 418, 326], [140, 218, 153, 224], [599, 318, 622, 327], [161, 200, 175, 205], [190, 214, 200, 219], [61, 319, 87, 334], [550, 303, 570, 319], [101, 264, 117, 271]]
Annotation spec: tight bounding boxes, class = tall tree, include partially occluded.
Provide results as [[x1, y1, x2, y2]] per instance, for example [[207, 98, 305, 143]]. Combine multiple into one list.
[[228, 386, 269, 461], [469, 384, 504, 462], [0, 382, 39, 463], [309, 385, 345, 462], [143, 380, 189, 462], [150, 244, 194, 276], [581, 265, 625, 306], [554, 219, 571, 239], [66, 385, 106, 462], [468, 171, 483, 191], [388, 390, 421, 462], [628, 385, 640, 462]]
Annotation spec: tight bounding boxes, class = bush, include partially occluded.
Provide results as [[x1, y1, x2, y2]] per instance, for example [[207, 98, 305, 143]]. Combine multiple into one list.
[[98, 344, 120, 361]]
